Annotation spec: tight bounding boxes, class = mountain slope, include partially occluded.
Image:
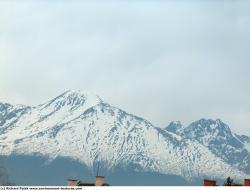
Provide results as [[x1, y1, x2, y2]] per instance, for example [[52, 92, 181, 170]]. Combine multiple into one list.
[[165, 118, 250, 174], [0, 90, 249, 185]]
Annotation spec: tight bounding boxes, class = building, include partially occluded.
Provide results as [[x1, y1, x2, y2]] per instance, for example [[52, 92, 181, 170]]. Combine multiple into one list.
[[203, 179, 217, 186], [204, 178, 250, 186], [246, 179, 250, 186], [67, 176, 109, 186]]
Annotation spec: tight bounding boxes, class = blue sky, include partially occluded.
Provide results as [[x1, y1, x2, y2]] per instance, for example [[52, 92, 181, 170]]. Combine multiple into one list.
[[0, 0, 250, 135]]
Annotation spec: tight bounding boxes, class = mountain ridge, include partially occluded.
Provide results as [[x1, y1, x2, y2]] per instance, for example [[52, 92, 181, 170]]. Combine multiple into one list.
[[0, 90, 250, 185]]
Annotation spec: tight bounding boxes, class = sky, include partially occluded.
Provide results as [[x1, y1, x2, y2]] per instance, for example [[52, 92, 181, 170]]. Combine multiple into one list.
[[0, 0, 250, 136]]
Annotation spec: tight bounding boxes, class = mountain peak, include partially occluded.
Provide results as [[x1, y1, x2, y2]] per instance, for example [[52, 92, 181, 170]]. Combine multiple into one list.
[[62, 90, 102, 100], [40, 90, 103, 111], [191, 118, 225, 128], [165, 121, 183, 134], [184, 118, 233, 141]]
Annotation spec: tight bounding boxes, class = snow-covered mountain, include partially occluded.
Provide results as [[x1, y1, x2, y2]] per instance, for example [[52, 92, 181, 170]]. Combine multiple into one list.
[[0, 90, 249, 184], [165, 119, 250, 174]]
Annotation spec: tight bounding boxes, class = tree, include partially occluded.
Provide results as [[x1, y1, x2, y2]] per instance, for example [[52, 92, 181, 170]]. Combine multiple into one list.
[[223, 177, 234, 186]]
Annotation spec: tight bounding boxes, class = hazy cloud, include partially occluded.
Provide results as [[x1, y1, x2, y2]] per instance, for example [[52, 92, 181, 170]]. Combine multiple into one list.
[[0, 0, 250, 135]]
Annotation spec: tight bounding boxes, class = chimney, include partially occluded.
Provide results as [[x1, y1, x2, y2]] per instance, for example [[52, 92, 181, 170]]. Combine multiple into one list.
[[67, 179, 78, 186], [204, 179, 216, 186], [245, 179, 250, 186], [95, 176, 105, 186]]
